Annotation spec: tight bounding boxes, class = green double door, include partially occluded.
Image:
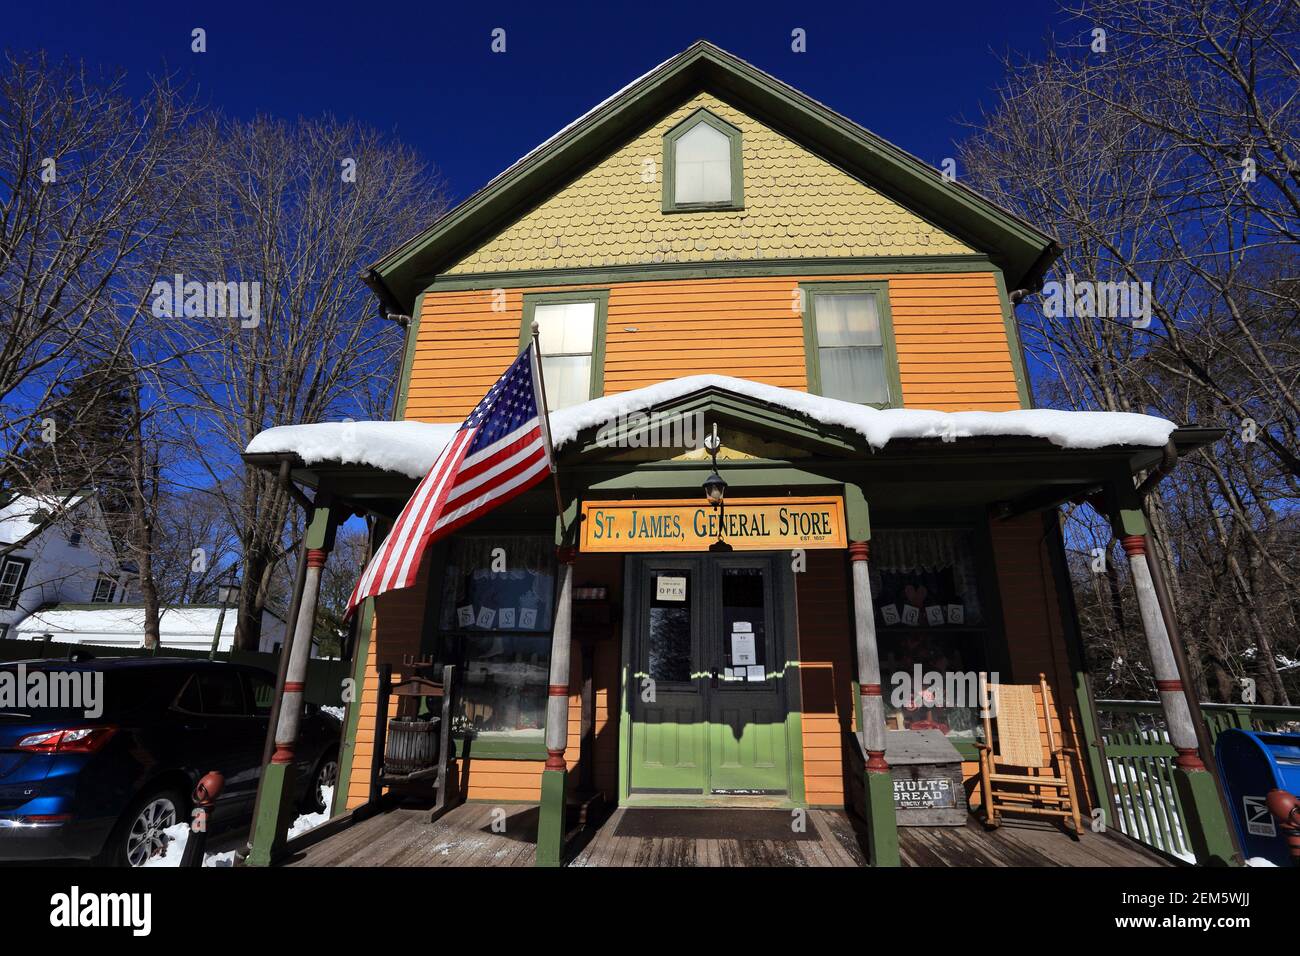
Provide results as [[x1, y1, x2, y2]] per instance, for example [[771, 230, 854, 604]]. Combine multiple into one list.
[[627, 553, 793, 798]]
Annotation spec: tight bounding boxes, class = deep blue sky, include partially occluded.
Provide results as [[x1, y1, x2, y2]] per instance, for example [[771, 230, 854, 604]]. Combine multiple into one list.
[[7, 0, 1073, 204]]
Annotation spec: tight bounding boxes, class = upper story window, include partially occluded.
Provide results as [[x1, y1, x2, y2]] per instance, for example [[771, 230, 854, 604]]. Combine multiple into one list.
[[521, 290, 609, 410], [0, 557, 30, 610], [92, 574, 118, 604], [800, 281, 900, 407], [663, 109, 744, 213]]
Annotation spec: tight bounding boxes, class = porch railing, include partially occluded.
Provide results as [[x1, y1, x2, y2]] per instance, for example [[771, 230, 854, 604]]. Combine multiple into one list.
[[1095, 699, 1300, 860]]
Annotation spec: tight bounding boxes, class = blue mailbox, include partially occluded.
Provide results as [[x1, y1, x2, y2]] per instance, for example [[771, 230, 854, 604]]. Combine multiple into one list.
[[1215, 728, 1300, 866]]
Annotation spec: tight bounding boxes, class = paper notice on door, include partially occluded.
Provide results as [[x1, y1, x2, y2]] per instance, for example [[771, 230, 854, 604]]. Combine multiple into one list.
[[747, 665, 766, 682], [731, 631, 757, 665], [655, 576, 687, 602], [498, 607, 517, 628], [457, 605, 475, 627], [732, 621, 752, 633], [518, 607, 538, 629], [476, 607, 497, 629], [724, 667, 735, 681]]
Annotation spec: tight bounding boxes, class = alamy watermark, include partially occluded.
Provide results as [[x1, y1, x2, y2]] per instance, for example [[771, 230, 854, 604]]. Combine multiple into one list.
[[0, 663, 103, 719], [1041, 273, 1152, 328], [889, 665, 997, 715], [151, 273, 261, 328], [595, 410, 705, 449]]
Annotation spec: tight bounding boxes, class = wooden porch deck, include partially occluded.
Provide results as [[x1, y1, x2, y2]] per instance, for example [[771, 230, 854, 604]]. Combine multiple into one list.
[[283, 802, 1173, 867]]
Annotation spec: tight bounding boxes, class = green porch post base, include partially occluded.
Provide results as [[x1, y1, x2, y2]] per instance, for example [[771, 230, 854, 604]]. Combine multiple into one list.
[[1173, 767, 1237, 866], [863, 771, 900, 867], [245, 762, 301, 867], [535, 768, 568, 867]]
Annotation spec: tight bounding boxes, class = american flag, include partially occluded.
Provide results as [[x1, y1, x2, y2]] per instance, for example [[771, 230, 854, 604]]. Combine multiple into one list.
[[346, 344, 554, 614]]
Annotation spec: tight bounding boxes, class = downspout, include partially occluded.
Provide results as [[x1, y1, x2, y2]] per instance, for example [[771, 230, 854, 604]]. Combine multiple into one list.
[[1134, 441, 1244, 863]]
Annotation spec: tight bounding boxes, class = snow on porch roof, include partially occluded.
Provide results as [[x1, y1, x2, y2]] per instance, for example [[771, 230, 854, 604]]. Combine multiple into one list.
[[244, 375, 1178, 480]]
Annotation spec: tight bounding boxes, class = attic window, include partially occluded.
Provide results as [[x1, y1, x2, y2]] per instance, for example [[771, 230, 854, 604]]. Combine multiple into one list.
[[663, 109, 743, 212]]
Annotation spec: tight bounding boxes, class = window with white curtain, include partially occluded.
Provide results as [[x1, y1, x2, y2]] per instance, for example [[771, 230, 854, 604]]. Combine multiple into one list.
[[663, 110, 742, 211], [674, 122, 732, 205], [809, 288, 894, 405], [532, 299, 597, 410]]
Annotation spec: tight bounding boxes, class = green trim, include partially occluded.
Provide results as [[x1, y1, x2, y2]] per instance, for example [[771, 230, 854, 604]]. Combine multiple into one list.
[[799, 280, 901, 409], [520, 289, 609, 402], [422, 255, 996, 293], [535, 767, 568, 867], [305, 499, 338, 551], [786, 710, 806, 805], [367, 41, 1057, 312], [844, 484, 870, 541], [332, 596, 376, 816], [247, 761, 299, 866], [661, 107, 744, 213], [992, 270, 1033, 409], [1173, 767, 1238, 866], [392, 291, 424, 421], [864, 770, 901, 866], [451, 736, 547, 760]]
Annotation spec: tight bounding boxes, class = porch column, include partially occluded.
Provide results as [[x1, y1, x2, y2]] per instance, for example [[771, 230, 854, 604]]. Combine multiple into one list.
[[536, 544, 576, 867], [1109, 488, 1235, 864], [845, 486, 899, 867], [247, 499, 337, 867]]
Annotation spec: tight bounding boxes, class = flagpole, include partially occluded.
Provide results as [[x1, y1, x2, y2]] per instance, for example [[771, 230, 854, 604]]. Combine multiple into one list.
[[529, 321, 567, 525]]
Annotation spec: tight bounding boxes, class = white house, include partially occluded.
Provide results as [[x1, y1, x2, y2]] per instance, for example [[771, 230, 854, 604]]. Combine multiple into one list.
[[12, 604, 291, 654], [0, 492, 133, 639]]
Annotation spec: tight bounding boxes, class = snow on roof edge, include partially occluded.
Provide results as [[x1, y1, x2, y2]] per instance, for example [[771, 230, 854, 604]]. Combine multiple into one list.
[[245, 376, 1177, 481]]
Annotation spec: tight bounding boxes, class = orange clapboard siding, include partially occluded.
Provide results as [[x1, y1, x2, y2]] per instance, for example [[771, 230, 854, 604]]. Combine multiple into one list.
[[402, 272, 1020, 421]]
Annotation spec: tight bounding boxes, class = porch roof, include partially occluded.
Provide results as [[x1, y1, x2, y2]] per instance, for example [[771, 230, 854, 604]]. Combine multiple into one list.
[[242, 376, 1220, 519]]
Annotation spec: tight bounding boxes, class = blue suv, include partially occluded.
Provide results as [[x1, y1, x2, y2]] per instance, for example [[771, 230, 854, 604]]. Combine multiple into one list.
[[0, 657, 340, 866]]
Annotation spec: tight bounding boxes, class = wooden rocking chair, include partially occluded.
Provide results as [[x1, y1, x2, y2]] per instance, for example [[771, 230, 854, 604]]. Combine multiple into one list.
[[975, 672, 1082, 837]]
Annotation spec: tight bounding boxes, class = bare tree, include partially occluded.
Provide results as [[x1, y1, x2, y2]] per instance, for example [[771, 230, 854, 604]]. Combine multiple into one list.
[[170, 114, 446, 650], [0, 54, 200, 524], [960, 0, 1299, 703]]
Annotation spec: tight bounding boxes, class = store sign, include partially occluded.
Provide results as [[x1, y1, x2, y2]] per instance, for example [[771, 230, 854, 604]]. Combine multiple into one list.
[[580, 496, 847, 553]]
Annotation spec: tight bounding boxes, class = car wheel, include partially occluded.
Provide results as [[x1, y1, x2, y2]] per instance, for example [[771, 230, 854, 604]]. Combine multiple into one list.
[[101, 788, 186, 867], [304, 750, 338, 815]]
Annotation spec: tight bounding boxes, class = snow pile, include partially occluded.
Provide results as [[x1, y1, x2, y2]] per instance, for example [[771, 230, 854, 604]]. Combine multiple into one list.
[[140, 786, 334, 867], [141, 823, 238, 868], [246, 421, 458, 479], [1246, 857, 1278, 867], [287, 786, 333, 840], [245, 375, 1178, 477]]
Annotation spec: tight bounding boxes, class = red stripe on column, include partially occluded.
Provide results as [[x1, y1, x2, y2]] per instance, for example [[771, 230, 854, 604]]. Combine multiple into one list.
[[1120, 535, 1146, 557], [860, 684, 882, 696], [545, 749, 566, 771], [284, 682, 304, 693], [849, 541, 869, 562], [548, 684, 569, 696], [1156, 679, 1184, 692]]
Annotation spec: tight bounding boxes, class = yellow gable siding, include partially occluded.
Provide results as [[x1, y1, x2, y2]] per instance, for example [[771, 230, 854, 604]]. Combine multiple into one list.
[[445, 93, 973, 275], [404, 271, 1021, 421]]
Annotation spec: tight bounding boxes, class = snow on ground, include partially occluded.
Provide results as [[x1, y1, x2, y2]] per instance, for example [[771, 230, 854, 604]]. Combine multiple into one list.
[[1246, 857, 1278, 867], [141, 787, 334, 867], [287, 786, 333, 840], [245, 375, 1179, 477], [141, 823, 238, 868]]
